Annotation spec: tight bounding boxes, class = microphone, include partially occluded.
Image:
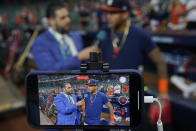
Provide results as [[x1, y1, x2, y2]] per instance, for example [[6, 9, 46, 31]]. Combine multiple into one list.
[[84, 93, 88, 100], [93, 30, 106, 46]]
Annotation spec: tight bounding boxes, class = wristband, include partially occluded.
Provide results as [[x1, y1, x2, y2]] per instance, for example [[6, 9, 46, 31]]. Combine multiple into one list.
[[158, 78, 168, 93], [81, 105, 85, 111], [110, 114, 114, 121]]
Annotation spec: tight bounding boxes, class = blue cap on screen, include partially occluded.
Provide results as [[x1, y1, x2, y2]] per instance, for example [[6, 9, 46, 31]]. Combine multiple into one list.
[[84, 94, 88, 98], [88, 79, 98, 86]]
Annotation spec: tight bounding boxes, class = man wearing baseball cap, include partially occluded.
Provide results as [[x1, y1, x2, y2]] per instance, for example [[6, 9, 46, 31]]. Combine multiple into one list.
[[83, 79, 115, 125], [102, 0, 131, 12], [80, 0, 170, 129], [83, 0, 169, 100]]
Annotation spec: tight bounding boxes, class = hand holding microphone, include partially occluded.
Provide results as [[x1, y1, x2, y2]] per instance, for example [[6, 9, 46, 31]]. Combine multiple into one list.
[[77, 30, 106, 61], [93, 30, 106, 46], [76, 100, 85, 106]]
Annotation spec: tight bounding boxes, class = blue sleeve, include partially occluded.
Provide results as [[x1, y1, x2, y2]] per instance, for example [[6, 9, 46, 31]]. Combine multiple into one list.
[[141, 32, 157, 54], [76, 32, 84, 50], [75, 95, 80, 111], [70, 31, 83, 51], [102, 93, 109, 105], [54, 95, 77, 114], [32, 38, 80, 70]]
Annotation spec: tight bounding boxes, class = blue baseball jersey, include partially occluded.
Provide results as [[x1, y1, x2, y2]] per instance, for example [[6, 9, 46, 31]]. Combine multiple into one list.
[[84, 91, 109, 125], [99, 24, 157, 69]]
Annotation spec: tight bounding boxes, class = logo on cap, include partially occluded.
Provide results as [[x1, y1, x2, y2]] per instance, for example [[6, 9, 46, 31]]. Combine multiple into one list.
[[122, 6, 127, 11], [107, 0, 113, 6], [88, 79, 98, 86]]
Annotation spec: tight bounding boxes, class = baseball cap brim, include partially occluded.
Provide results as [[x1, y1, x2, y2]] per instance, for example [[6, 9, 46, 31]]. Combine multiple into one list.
[[88, 84, 96, 86], [101, 5, 123, 12]]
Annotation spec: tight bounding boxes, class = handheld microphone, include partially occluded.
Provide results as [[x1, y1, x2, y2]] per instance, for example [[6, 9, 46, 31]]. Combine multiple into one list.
[[83, 93, 88, 100], [94, 30, 106, 46]]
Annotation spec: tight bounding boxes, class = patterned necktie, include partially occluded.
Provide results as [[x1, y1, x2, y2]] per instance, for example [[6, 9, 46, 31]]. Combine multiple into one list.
[[62, 36, 71, 57], [68, 95, 73, 105]]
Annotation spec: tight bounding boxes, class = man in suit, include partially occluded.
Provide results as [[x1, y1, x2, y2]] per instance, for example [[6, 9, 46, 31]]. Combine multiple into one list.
[[54, 82, 84, 125], [32, 2, 95, 71]]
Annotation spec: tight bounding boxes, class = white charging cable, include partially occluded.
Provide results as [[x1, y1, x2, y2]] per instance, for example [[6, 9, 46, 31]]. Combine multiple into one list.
[[144, 96, 163, 131]]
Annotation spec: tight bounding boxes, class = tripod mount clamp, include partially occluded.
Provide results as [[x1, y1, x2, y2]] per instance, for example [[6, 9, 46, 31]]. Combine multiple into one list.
[[80, 52, 109, 72]]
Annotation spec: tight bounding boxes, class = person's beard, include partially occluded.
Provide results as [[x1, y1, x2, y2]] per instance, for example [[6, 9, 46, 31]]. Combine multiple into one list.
[[113, 18, 127, 32], [55, 24, 69, 34], [65, 90, 71, 95], [91, 88, 97, 94]]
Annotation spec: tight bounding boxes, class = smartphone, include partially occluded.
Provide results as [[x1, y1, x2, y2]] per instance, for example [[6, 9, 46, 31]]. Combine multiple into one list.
[[25, 69, 143, 129]]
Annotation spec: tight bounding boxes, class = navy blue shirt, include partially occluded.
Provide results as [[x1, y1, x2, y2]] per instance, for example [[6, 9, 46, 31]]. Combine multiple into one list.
[[99, 24, 156, 69], [84, 91, 109, 125]]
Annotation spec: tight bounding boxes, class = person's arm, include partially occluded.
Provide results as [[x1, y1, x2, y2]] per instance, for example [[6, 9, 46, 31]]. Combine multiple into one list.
[[148, 47, 168, 95], [54, 95, 77, 114], [81, 104, 85, 124], [32, 39, 81, 70], [103, 93, 114, 123], [148, 47, 167, 78], [77, 45, 101, 61], [105, 102, 115, 123], [54, 95, 85, 114], [141, 30, 168, 95]]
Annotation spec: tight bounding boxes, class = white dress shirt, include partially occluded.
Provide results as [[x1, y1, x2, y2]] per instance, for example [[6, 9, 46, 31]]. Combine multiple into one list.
[[49, 28, 78, 56]]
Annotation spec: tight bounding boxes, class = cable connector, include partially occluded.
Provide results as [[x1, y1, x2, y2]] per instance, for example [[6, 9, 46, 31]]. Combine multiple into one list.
[[144, 96, 154, 103], [144, 96, 163, 131], [157, 120, 163, 131]]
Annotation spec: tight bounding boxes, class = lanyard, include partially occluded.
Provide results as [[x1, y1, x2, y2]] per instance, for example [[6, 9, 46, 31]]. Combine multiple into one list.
[[111, 21, 131, 54], [90, 94, 97, 104], [68, 95, 73, 104], [50, 31, 69, 59], [59, 44, 67, 60]]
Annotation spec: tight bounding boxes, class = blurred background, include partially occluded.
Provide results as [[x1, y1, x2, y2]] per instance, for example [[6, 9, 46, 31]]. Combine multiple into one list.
[[0, 0, 196, 131]]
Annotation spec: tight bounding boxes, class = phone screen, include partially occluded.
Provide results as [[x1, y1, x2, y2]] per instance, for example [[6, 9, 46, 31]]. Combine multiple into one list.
[[38, 74, 130, 126]]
